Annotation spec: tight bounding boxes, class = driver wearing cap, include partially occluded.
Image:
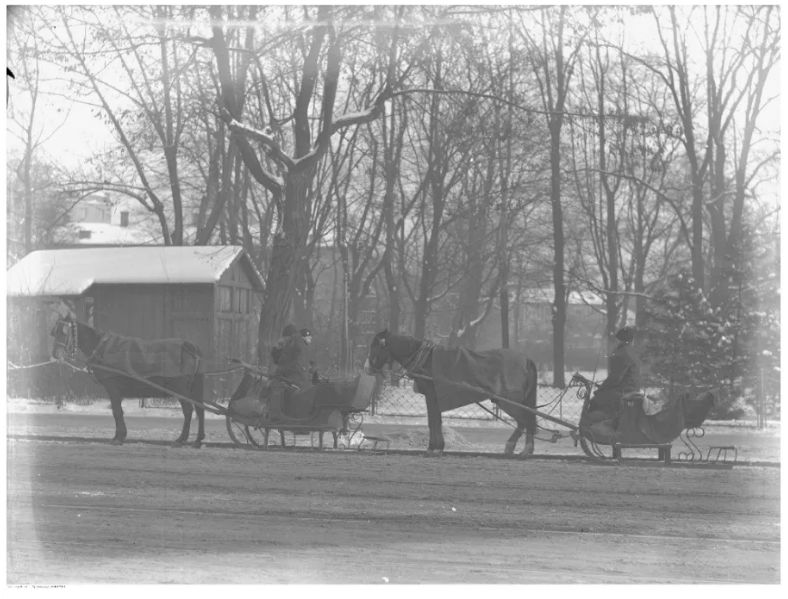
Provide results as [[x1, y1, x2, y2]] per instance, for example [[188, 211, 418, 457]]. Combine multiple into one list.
[[585, 325, 642, 426]]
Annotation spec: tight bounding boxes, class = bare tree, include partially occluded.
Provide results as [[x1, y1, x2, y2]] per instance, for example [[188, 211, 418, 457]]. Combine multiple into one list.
[[209, 5, 405, 361], [6, 8, 69, 257], [701, 6, 780, 303], [517, 6, 588, 387], [45, 5, 200, 245]]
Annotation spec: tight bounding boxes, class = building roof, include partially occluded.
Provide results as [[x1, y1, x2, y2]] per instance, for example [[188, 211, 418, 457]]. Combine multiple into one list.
[[520, 287, 604, 305], [61, 222, 162, 245], [6, 246, 264, 297]]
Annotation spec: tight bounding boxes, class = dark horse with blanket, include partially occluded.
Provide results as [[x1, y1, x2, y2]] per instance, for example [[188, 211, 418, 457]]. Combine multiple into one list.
[[367, 330, 538, 456], [51, 315, 205, 447]]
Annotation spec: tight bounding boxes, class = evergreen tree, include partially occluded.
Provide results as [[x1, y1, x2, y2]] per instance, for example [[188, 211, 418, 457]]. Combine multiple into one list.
[[643, 240, 780, 419], [643, 273, 740, 417]]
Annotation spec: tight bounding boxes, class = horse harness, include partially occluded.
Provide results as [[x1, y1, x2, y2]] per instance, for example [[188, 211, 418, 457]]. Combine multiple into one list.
[[53, 319, 79, 361], [54, 319, 202, 379], [398, 339, 435, 377]]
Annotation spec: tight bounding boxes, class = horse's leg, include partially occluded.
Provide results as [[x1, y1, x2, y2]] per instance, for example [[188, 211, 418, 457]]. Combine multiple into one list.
[[174, 399, 192, 446], [192, 405, 205, 448], [191, 376, 205, 448], [505, 422, 524, 455], [521, 413, 535, 458], [518, 361, 538, 457], [108, 391, 127, 445], [424, 389, 444, 456]]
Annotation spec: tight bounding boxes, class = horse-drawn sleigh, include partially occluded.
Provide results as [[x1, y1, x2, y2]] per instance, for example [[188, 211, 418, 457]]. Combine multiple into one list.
[[49, 316, 717, 462], [365, 330, 718, 464], [224, 359, 377, 449], [50, 315, 377, 449]]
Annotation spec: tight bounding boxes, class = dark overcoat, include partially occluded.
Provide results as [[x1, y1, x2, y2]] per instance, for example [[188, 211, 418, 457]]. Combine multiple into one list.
[[591, 342, 641, 414]]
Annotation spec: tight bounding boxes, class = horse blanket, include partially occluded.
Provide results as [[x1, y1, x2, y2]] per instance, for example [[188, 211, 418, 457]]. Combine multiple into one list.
[[93, 332, 201, 379], [430, 346, 528, 412]]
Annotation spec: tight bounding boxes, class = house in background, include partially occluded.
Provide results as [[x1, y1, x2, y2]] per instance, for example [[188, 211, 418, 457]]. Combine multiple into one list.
[[508, 288, 609, 371], [6, 245, 264, 401], [55, 192, 162, 246]]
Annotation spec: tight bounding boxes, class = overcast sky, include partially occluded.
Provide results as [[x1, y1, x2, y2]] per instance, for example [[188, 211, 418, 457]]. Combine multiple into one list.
[[4, 4, 782, 202]]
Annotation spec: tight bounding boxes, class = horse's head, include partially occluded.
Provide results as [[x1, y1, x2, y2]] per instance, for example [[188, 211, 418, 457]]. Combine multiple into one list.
[[51, 315, 77, 361], [366, 330, 393, 374]]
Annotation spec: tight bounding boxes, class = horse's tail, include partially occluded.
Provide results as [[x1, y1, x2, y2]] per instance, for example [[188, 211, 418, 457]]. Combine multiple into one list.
[[523, 358, 538, 433]]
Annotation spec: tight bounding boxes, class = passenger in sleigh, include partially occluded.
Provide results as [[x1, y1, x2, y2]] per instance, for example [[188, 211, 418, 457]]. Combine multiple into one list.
[[299, 327, 322, 385], [267, 324, 315, 421], [584, 326, 642, 436]]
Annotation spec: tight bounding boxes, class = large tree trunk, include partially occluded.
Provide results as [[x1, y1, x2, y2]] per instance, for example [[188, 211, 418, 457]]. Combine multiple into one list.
[[549, 122, 567, 388], [521, 5, 578, 388], [257, 172, 311, 362], [596, 48, 620, 336], [211, 5, 394, 362], [413, 60, 446, 340], [450, 197, 487, 349], [382, 102, 405, 335]]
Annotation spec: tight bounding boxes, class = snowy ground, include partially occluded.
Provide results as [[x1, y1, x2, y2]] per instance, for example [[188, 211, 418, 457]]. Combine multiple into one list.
[[7, 396, 781, 463], [6, 396, 781, 585], [7, 431, 781, 584]]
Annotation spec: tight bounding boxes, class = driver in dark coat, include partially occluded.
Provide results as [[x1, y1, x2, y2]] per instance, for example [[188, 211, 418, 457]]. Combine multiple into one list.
[[267, 324, 312, 421], [586, 325, 641, 426]]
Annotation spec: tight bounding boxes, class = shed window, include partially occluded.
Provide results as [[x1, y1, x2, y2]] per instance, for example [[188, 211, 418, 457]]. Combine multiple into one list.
[[238, 289, 249, 313], [217, 318, 232, 356], [218, 286, 232, 312]]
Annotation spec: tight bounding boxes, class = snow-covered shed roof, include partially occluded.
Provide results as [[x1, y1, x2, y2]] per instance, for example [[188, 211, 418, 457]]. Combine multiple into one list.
[[6, 246, 264, 297]]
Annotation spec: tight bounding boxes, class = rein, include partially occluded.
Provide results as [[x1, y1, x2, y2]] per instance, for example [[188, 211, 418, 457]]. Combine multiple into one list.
[[399, 339, 435, 374], [7, 358, 59, 371]]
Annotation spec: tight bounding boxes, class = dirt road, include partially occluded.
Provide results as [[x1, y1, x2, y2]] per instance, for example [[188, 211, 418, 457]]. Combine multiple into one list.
[[7, 433, 780, 584]]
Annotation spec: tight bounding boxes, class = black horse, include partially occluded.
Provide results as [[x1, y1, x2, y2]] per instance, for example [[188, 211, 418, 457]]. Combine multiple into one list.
[[367, 330, 538, 457], [51, 315, 205, 447]]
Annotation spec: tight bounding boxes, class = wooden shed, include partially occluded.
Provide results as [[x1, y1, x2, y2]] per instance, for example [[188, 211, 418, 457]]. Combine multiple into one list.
[[6, 245, 264, 401]]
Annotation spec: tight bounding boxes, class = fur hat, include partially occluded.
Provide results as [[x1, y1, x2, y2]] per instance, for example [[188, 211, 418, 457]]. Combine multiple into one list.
[[615, 326, 636, 343]]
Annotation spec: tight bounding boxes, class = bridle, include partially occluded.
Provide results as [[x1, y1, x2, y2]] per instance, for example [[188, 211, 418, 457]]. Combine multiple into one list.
[[52, 318, 79, 361], [399, 340, 434, 374], [366, 338, 389, 374], [368, 334, 435, 376]]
